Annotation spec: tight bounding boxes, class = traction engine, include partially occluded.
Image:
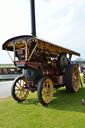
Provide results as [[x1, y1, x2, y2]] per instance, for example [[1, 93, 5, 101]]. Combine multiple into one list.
[[2, 37, 80, 105], [2, 0, 80, 105]]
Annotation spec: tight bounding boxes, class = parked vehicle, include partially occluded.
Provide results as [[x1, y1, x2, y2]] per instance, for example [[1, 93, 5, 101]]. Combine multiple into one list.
[[2, 0, 80, 105], [2, 35, 80, 105]]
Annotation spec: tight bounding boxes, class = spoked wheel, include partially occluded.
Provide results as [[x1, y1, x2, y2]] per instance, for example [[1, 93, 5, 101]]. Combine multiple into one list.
[[11, 76, 29, 102], [65, 64, 80, 92], [37, 77, 53, 105]]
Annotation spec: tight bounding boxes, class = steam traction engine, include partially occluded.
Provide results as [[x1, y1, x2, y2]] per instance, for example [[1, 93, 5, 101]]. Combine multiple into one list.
[[2, 36, 80, 105], [2, 0, 80, 105]]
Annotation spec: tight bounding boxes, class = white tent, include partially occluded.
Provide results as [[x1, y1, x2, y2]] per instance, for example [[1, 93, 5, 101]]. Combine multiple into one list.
[[73, 58, 85, 64]]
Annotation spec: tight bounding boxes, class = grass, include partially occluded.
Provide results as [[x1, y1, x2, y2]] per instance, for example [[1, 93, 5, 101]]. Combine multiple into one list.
[[0, 76, 85, 128]]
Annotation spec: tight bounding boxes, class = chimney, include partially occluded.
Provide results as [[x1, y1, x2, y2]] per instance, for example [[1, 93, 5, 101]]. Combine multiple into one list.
[[30, 0, 36, 36]]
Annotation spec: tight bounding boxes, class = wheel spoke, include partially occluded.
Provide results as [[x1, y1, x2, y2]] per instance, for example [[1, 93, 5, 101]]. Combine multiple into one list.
[[15, 90, 19, 95], [17, 81, 21, 87], [16, 85, 20, 89], [20, 80, 21, 87], [15, 88, 19, 91], [18, 91, 21, 98]]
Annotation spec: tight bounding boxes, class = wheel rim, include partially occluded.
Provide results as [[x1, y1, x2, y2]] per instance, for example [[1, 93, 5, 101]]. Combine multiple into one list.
[[15, 77, 29, 100], [72, 65, 80, 92], [41, 78, 53, 104]]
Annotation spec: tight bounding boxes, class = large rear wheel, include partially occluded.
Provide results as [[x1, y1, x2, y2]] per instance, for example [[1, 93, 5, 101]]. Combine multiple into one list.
[[11, 76, 29, 102], [37, 77, 53, 105], [65, 64, 80, 92]]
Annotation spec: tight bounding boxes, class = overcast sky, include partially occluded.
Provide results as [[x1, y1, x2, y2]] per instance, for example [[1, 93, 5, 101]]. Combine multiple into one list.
[[0, 0, 85, 64]]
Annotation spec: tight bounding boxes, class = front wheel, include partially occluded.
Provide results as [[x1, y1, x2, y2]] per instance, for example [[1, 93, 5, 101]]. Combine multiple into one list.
[[11, 76, 29, 102], [37, 77, 53, 105]]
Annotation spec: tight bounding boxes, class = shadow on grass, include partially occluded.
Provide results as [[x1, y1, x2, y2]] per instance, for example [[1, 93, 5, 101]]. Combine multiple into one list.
[[18, 98, 39, 105], [46, 87, 85, 113], [18, 86, 85, 113]]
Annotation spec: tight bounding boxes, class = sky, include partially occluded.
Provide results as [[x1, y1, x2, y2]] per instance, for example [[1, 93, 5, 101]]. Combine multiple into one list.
[[0, 0, 85, 64]]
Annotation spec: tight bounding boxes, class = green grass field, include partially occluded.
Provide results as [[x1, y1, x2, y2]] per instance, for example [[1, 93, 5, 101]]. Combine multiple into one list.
[[0, 77, 85, 128]]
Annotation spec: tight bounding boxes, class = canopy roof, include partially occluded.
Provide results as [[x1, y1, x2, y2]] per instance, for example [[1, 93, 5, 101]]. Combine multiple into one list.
[[2, 35, 80, 57]]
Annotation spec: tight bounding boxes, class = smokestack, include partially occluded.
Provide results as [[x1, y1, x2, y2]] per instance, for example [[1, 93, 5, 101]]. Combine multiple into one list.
[[30, 0, 36, 36]]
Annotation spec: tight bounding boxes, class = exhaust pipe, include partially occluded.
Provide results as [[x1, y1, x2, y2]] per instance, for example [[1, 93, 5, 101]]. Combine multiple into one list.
[[30, 0, 36, 37]]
